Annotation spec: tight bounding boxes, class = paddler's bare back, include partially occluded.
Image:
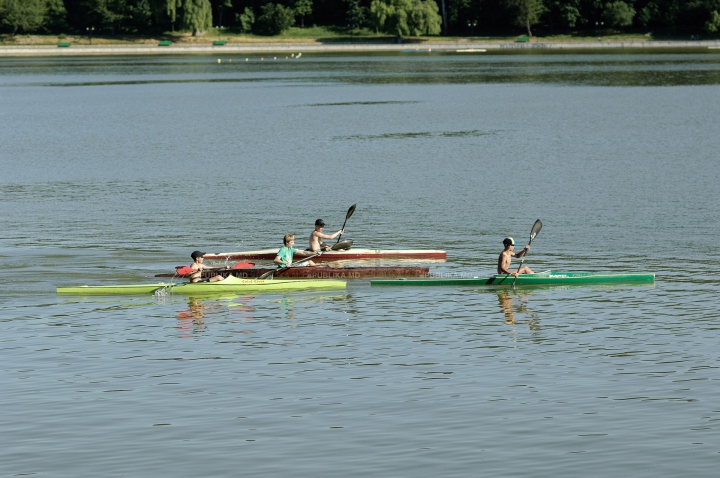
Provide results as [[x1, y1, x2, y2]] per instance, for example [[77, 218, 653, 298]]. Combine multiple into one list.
[[497, 250, 514, 274]]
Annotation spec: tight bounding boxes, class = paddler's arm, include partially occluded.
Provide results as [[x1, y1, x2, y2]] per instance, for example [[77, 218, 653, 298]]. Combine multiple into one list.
[[273, 254, 289, 267], [513, 245, 530, 258], [296, 250, 322, 257], [315, 230, 344, 240]]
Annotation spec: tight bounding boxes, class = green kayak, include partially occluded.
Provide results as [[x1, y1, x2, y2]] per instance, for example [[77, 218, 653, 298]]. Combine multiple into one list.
[[57, 275, 346, 295], [371, 271, 655, 287]]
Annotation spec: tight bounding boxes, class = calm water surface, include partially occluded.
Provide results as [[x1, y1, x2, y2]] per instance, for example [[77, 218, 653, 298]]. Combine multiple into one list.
[[1, 51, 719, 477]]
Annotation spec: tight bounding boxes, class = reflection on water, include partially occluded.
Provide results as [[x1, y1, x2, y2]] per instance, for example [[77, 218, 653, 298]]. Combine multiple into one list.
[[175, 296, 256, 336], [280, 297, 296, 321], [334, 129, 496, 141], [496, 290, 540, 328], [301, 100, 421, 107], [497, 289, 516, 324], [176, 299, 207, 335]]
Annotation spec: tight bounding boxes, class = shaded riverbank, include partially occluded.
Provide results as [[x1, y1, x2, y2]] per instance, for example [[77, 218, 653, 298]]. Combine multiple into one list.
[[2, 39, 720, 56]]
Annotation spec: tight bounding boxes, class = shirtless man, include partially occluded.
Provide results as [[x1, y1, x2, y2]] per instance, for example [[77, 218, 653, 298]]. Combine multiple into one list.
[[308, 219, 343, 252], [188, 251, 225, 283], [497, 237, 533, 277]]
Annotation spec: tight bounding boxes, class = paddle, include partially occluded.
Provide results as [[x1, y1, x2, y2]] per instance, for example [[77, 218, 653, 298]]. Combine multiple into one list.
[[333, 239, 353, 250], [335, 204, 356, 245], [511, 219, 542, 290], [175, 262, 254, 277], [257, 252, 321, 280], [209, 262, 254, 272], [257, 241, 352, 280]]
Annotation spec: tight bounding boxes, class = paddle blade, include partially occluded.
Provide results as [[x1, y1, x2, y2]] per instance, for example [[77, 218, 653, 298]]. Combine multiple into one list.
[[530, 219, 542, 242], [332, 240, 353, 251], [175, 266, 194, 276], [345, 204, 357, 221]]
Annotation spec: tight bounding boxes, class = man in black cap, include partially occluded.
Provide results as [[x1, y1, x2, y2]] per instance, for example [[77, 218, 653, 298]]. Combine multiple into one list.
[[497, 237, 533, 277], [188, 251, 225, 283], [308, 219, 344, 252]]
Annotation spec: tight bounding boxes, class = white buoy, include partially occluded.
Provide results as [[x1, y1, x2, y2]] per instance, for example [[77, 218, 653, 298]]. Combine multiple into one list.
[[245, 58, 248, 61], [297, 52, 302, 57], [273, 57, 276, 60], [229, 59, 232, 62], [217, 59, 221, 63], [291, 53, 295, 58]]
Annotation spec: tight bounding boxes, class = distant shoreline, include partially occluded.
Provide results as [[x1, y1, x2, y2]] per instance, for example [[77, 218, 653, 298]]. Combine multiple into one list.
[[2, 40, 720, 57]]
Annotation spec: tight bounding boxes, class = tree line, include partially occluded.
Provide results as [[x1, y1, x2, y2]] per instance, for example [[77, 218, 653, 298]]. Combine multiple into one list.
[[1, 0, 719, 38]]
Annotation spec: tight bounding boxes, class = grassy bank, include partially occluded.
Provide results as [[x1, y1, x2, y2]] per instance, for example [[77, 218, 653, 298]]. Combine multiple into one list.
[[1, 26, 714, 47]]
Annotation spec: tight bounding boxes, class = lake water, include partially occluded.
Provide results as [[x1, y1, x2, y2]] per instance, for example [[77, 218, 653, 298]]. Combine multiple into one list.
[[1, 51, 719, 477]]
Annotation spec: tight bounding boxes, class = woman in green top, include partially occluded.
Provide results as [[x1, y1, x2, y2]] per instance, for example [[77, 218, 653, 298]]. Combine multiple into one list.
[[274, 234, 319, 268]]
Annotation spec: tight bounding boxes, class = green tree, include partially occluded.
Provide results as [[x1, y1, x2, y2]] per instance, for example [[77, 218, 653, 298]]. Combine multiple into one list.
[[0, 0, 47, 34], [79, 0, 126, 33], [125, 0, 152, 31], [559, 2, 581, 27], [294, 0, 312, 26], [706, 9, 720, 32], [346, 0, 367, 27], [408, 0, 441, 34], [166, 0, 182, 29], [182, 0, 212, 35], [256, 2, 294, 35], [370, 0, 390, 33], [44, 0, 68, 32], [370, 0, 442, 36], [603, 1, 634, 28], [506, 0, 546, 37], [547, 0, 581, 28], [637, 2, 659, 27], [235, 6, 254, 32], [445, 0, 482, 33]]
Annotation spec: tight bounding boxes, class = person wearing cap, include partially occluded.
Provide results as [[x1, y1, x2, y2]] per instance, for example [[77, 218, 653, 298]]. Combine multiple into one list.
[[497, 237, 533, 277], [188, 251, 226, 283], [308, 219, 343, 252]]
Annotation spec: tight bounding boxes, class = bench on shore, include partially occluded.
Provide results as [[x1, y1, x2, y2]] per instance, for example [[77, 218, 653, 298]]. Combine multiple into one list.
[[516, 36, 529, 43], [213, 40, 227, 46], [158, 40, 172, 46], [58, 42, 71, 47]]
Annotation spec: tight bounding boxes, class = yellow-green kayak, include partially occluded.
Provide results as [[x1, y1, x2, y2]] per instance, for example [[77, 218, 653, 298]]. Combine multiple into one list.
[[57, 275, 346, 295]]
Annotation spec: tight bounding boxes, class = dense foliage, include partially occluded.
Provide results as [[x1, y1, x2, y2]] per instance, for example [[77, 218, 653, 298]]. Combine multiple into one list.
[[1, 0, 719, 36]]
